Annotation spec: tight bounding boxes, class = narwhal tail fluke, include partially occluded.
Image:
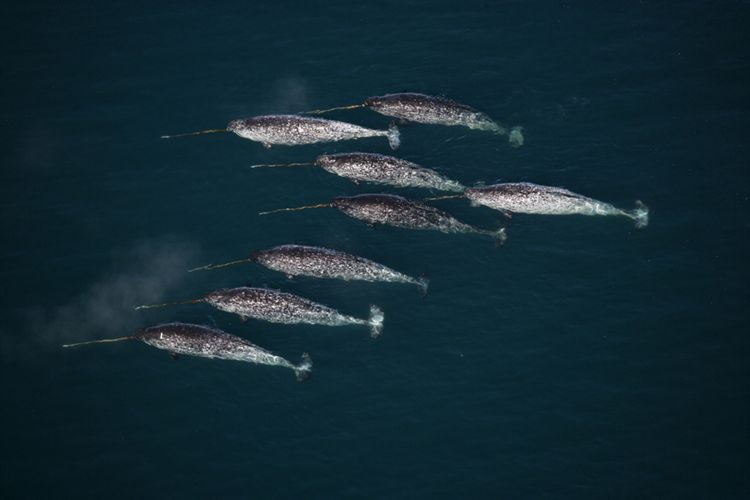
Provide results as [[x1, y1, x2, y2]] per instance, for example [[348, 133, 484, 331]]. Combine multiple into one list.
[[188, 258, 253, 272], [508, 126, 524, 147], [416, 274, 430, 297], [160, 129, 227, 139], [62, 336, 134, 348], [134, 298, 204, 311], [294, 353, 313, 382], [368, 305, 385, 339], [627, 200, 649, 229], [487, 227, 508, 247], [258, 202, 332, 216], [301, 103, 366, 115], [386, 123, 401, 150]]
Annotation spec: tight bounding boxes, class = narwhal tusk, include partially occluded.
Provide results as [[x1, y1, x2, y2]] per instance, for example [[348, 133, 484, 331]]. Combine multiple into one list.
[[424, 194, 464, 202], [62, 336, 134, 348], [300, 104, 366, 115], [188, 259, 253, 272], [250, 162, 314, 169], [160, 129, 227, 139], [258, 203, 332, 216], [133, 298, 204, 311]]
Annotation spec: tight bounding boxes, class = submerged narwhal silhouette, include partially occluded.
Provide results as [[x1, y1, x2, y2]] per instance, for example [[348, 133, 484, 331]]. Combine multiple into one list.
[[259, 193, 507, 246]]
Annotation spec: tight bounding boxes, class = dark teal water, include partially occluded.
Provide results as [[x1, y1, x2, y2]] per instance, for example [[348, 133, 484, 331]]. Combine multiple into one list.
[[2, 1, 748, 498]]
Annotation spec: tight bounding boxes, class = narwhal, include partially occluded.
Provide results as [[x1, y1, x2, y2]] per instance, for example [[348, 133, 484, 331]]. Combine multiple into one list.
[[135, 287, 385, 338], [250, 152, 464, 192], [161, 115, 401, 150], [430, 182, 650, 228], [62, 323, 313, 381], [259, 193, 507, 245], [305, 92, 507, 135], [189, 244, 430, 295]]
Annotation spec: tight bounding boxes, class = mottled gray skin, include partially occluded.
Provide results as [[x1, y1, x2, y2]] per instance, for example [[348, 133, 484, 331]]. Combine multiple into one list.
[[137, 322, 311, 380], [227, 115, 400, 149], [253, 244, 428, 293], [204, 287, 384, 337], [465, 182, 649, 227], [332, 194, 507, 244], [315, 153, 464, 192], [364, 93, 505, 134]]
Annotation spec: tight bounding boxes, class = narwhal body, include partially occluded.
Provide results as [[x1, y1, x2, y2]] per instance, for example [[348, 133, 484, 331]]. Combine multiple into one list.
[[315, 153, 464, 191], [63, 323, 312, 381], [252, 152, 464, 191], [261, 194, 506, 245], [365, 93, 505, 133], [307, 93, 506, 135], [332, 194, 506, 244], [228, 115, 400, 149], [190, 244, 429, 294], [256, 245, 429, 293], [464, 182, 649, 228], [137, 288, 385, 338]]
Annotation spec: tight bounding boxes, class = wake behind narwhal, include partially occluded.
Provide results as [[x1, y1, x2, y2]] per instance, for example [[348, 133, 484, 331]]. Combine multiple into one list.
[[135, 287, 385, 338], [62, 323, 313, 381], [189, 244, 430, 295], [161, 114, 401, 149], [260, 193, 507, 246], [251, 152, 464, 192]]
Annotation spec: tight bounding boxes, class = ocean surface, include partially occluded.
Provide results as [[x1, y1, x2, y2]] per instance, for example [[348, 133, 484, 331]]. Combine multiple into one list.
[[1, 1, 748, 498]]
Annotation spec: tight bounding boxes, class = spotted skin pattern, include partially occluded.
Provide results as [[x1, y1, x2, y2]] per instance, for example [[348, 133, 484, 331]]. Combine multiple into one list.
[[364, 93, 505, 134], [315, 152, 464, 192], [254, 244, 427, 291], [331, 193, 506, 243], [227, 115, 399, 149], [137, 323, 311, 380], [202, 287, 384, 337]]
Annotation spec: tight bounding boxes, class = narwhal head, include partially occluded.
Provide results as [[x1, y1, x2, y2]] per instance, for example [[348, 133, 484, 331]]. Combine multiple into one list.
[[203, 288, 231, 307], [227, 119, 251, 135], [135, 323, 187, 342], [332, 194, 382, 217], [332, 195, 358, 212], [247, 249, 268, 265], [314, 153, 338, 169], [364, 95, 388, 111]]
